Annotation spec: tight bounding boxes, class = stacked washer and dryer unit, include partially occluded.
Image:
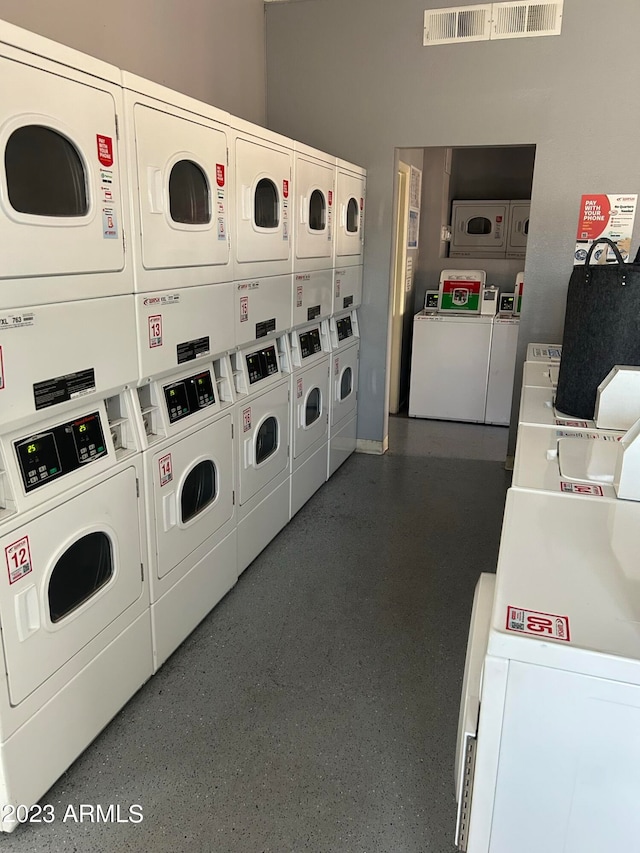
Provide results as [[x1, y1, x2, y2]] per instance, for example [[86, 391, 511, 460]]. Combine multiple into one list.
[[0, 19, 367, 826], [0, 23, 152, 828]]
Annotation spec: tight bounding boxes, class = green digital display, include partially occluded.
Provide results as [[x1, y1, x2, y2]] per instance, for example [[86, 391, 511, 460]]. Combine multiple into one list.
[[79, 424, 87, 433], [27, 443, 38, 454]]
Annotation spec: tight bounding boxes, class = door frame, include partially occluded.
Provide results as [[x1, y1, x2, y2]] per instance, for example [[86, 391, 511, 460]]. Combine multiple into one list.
[[388, 161, 410, 415]]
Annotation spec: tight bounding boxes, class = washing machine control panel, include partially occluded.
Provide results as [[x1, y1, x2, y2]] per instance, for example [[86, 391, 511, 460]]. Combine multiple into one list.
[[163, 370, 216, 424], [336, 317, 353, 341], [299, 327, 322, 359], [15, 412, 107, 493], [246, 345, 279, 385]]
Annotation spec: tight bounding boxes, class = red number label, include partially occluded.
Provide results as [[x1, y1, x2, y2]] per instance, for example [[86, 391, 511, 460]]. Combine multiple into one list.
[[11, 548, 27, 569]]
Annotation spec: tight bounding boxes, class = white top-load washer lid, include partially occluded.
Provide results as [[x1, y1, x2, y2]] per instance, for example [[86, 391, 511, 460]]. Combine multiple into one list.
[[489, 487, 640, 685], [519, 384, 598, 430], [293, 141, 335, 270], [0, 25, 129, 308], [522, 361, 559, 389], [513, 424, 623, 498], [232, 117, 293, 278], [122, 72, 232, 290], [335, 158, 366, 266]]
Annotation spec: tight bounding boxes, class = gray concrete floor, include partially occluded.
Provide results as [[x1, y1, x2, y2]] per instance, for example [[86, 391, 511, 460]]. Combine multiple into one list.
[[4, 416, 510, 853]]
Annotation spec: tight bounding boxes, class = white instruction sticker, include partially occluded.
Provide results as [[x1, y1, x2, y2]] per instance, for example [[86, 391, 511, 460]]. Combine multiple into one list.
[[102, 207, 118, 239], [506, 606, 570, 641], [6, 536, 33, 585], [0, 312, 35, 331], [297, 377, 303, 399], [296, 285, 303, 308], [240, 296, 249, 323]]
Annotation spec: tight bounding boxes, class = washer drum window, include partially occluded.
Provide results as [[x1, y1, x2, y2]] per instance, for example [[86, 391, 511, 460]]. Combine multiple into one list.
[[48, 532, 113, 623], [181, 460, 217, 523], [5, 125, 88, 217]]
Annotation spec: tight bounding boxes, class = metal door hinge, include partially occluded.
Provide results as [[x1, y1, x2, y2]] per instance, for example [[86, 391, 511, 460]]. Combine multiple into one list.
[[232, 490, 235, 506], [231, 422, 234, 439], [115, 114, 120, 140], [140, 563, 144, 581], [136, 477, 140, 498], [456, 735, 477, 852]]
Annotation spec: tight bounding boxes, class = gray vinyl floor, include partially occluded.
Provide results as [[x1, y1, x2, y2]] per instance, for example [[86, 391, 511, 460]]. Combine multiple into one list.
[[5, 416, 510, 853]]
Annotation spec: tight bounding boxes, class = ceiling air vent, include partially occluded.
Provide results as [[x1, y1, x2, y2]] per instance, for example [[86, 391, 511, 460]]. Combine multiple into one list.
[[423, 5, 492, 45], [491, 1, 563, 38]]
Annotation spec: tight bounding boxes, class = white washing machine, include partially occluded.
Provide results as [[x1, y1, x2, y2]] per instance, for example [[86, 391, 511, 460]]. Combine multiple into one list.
[[333, 265, 363, 316], [0, 20, 131, 308], [234, 275, 293, 349], [122, 72, 233, 293], [232, 118, 293, 281], [518, 384, 599, 430], [135, 284, 235, 385], [293, 270, 333, 330], [408, 312, 493, 422], [513, 423, 624, 499], [506, 203, 530, 260], [0, 295, 138, 433], [293, 142, 335, 273], [231, 337, 291, 574], [485, 315, 519, 426], [131, 356, 237, 671], [456, 487, 640, 852], [0, 391, 151, 831], [334, 159, 366, 268], [289, 322, 331, 517], [449, 200, 509, 259], [328, 311, 360, 477]]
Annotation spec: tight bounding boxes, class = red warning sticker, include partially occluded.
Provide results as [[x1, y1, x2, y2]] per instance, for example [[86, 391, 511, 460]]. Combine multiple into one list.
[[283, 179, 289, 199], [96, 135, 114, 167], [360, 197, 364, 210], [216, 164, 225, 187], [158, 453, 173, 487], [148, 314, 163, 349], [560, 482, 604, 497], [328, 191, 333, 206], [243, 407, 252, 432], [506, 606, 570, 642], [6, 536, 33, 585]]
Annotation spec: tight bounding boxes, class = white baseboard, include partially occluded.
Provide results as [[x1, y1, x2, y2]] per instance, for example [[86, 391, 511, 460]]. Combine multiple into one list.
[[356, 437, 388, 455]]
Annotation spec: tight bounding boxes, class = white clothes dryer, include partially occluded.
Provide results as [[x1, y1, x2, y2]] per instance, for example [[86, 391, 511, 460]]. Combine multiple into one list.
[[0, 392, 151, 831], [293, 270, 333, 330], [293, 142, 335, 273], [231, 337, 291, 574], [506, 202, 530, 260], [122, 73, 233, 293], [449, 200, 509, 259], [333, 265, 363, 316], [334, 159, 366, 268], [0, 20, 131, 309], [289, 322, 331, 517], [328, 311, 360, 478], [234, 275, 293, 349], [135, 283, 235, 385], [232, 118, 293, 281], [131, 356, 236, 671], [0, 295, 138, 433]]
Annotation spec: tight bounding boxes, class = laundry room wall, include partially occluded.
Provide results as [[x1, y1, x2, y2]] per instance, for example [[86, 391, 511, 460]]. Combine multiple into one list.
[[265, 0, 640, 452], [0, 0, 266, 123]]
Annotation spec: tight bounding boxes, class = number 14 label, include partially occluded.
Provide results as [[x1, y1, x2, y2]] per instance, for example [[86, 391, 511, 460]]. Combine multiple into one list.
[[506, 606, 570, 642], [5, 536, 33, 585]]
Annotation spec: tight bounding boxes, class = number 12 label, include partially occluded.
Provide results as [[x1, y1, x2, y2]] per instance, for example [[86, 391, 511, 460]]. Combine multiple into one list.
[[6, 536, 33, 585]]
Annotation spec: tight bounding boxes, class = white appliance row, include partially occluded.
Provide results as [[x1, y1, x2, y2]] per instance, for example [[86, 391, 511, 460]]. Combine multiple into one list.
[[454, 345, 640, 851], [0, 309, 360, 831], [408, 312, 519, 425], [0, 18, 366, 312], [450, 200, 530, 259]]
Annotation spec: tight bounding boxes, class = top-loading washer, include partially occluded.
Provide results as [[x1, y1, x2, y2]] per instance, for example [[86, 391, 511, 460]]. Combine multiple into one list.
[[122, 72, 233, 293], [334, 159, 366, 268], [232, 118, 293, 281], [0, 387, 151, 831], [231, 336, 291, 574], [293, 141, 335, 273], [0, 20, 131, 309]]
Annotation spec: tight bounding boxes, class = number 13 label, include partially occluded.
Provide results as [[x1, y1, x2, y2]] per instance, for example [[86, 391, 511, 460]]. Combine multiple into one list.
[[506, 606, 570, 642], [148, 315, 163, 349], [6, 536, 33, 585]]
